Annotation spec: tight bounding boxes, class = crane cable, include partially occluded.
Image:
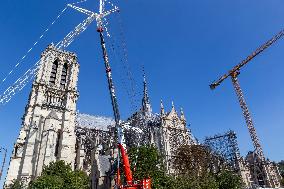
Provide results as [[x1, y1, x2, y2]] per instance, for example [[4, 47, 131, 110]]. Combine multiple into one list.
[[106, 21, 137, 113], [102, 1, 143, 170], [0, 7, 66, 86], [116, 12, 140, 112], [114, 7, 147, 167], [101, 5, 139, 113], [101, 16, 139, 172], [107, 0, 139, 112], [98, 1, 135, 112], [0, 0, 87, 88]]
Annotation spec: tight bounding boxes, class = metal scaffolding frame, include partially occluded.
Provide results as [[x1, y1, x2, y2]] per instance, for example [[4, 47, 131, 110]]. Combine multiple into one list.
[[204, 130, 241, 171]]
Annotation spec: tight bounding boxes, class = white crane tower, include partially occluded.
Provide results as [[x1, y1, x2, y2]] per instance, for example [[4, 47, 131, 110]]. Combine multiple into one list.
[[0, 0, 118, 106]]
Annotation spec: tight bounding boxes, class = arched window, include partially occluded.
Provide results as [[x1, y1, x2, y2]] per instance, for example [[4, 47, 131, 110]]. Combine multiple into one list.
[[55, 129, 62, 157], [49, 60, 58, 86], [60, 63, 68, 88], [14, 145, 19, 158]]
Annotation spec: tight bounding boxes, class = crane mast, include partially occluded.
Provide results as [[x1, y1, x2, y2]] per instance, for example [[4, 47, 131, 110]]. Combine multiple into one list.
[[230, 72, 274, 187], [210, 30, 284, 187], [230, 72, 264, 160]]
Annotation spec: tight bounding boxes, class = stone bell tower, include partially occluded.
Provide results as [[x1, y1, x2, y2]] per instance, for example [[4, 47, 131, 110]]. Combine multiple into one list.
[[5, 44, 79, 186]]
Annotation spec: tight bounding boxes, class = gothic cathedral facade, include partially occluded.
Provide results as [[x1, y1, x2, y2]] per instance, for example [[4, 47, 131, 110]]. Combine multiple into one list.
[[5, 44, 79, 186], [4, 45, 196, 188]]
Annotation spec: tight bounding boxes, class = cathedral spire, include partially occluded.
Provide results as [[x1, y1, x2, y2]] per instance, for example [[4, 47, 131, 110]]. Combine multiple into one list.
[[142, 70, 152, 117]]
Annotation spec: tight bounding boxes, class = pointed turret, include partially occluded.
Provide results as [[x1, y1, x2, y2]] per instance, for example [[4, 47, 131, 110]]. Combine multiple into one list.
[[141, 71, 152, 117], [167, 100, 178, 118], [160, 100, 165, 116], [171, 101, 175, 112], [180, 107, 186, 126]]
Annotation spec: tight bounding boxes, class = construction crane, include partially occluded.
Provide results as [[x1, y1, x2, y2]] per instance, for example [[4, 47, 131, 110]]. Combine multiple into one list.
[[70, 1, 151, 188], [95, 3, 151, 189], [210, 29, 284, 187], [0, 1, 111, 106], [0, 0, 149, 187]]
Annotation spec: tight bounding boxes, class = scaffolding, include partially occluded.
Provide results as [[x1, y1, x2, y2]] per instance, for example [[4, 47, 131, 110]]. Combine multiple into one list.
[[204, 130, 241, 171]]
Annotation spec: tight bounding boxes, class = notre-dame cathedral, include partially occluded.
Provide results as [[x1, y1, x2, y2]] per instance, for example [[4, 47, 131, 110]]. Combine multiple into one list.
[[4, 45, 196, 188]]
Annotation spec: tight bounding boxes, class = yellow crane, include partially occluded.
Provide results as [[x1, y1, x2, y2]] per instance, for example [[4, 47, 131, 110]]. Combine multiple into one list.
[[210, 29, 284, 187]]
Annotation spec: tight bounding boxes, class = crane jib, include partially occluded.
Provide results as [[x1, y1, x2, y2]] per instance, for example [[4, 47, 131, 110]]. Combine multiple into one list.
[[210, 29, 284, 89]]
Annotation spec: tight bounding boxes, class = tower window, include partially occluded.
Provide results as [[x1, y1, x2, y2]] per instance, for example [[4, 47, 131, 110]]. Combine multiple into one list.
[[49, 60, 58, 86], [14, 145, 19, 158], [55, 129, 62, 158], [60, 63, 68, 88]]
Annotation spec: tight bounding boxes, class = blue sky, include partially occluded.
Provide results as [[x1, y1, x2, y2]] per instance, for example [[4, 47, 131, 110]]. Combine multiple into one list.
[[1, 0, 284, 184]]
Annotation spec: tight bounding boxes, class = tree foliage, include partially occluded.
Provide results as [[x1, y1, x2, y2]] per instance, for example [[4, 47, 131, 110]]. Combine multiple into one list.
[[173, 144, 243, 189], [29, 160, 90, 189], [173, 144, 227, 177], [7, 179, 25, 189], [128, 145, 171, 189], [281, 178, 284, 187], [7, 161, 89, 189], [279, 161, 284, 177], [279, 161, 284, 187], [216, 170, 243, 189], [127, 144, 243, 189]]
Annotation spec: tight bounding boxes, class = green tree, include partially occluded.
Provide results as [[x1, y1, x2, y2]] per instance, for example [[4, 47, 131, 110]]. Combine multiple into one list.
[[173, 144, 243, 189], [126, 145, 244, 189], [279, 161, 284, 177], [278, 161, 284, 187], [29, 175, 64, 189], [216, 170, 243, 189], [128, 145, 172, 189], [28, 160, 89, 189], [7, 179, 25, 189], [178, 174, 218, 189], [173, 144, 226, 177]]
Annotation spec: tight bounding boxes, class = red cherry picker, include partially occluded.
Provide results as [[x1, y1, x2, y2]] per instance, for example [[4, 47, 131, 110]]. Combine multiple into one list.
[[96, 4, 151, 189]]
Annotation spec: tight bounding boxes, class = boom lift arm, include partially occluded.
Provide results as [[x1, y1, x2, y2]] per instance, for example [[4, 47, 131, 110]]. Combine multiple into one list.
[[70, 1, 151, 188]]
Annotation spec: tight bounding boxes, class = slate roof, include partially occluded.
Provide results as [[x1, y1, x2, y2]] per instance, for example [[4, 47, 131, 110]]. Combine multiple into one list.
[[76, 113, 115, 131]]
